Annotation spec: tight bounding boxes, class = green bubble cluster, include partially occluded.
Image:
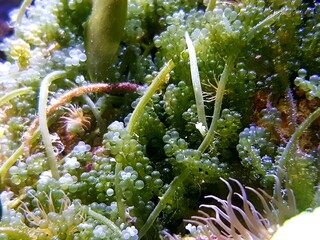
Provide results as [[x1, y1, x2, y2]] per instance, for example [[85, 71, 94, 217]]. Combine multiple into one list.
[[1, 0, 320, 239]]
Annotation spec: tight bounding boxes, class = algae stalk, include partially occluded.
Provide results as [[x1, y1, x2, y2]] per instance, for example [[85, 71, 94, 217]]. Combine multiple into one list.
[[38, 71, 66, 180], [85, 0, 128, 82]]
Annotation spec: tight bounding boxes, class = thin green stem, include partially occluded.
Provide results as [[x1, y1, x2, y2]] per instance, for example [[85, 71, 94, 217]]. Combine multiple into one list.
[[38, 71, 65, 180], [0, 145, 23, 185], [198, 54, 237, 153], [0, 130, 40, 185], [142, 42, 155, 58], [0, 87, 33, 107], [127, 59, 175, 135], [82, 95, 105, 132], [185, 32, 207, 130], [11, 0, 33, 26], [247, 9, 283, 42], [138, 169, 189, 238], [206, 0, 216, 11], [198, 8, 283, 153], [114, 162, 126, 221], [88, 208, 122, 236], [278, 107, 320, 168]]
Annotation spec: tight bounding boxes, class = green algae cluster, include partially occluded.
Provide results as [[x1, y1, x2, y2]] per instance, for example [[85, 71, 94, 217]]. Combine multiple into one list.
[[0, 0, 320, 239]]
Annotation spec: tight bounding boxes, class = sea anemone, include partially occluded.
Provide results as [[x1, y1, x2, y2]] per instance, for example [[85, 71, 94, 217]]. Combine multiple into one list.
[[184, 177, 298, 240]]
